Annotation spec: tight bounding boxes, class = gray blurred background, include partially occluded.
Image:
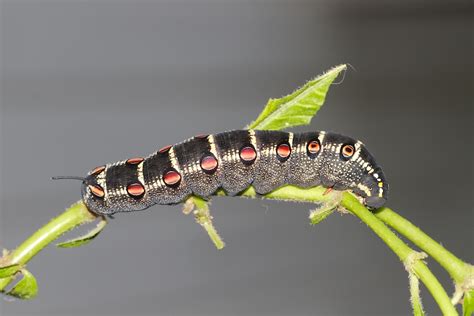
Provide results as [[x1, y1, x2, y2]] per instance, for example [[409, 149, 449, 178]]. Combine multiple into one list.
[[0, 1, 472, 315]]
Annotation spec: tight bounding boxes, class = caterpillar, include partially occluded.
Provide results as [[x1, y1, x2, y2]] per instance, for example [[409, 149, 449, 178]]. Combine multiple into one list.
[[71, 130, 388, 215]]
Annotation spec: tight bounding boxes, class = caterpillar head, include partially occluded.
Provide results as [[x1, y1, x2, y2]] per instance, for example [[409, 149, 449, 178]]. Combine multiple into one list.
[[318, 132, 388, 209], [80, 165, 110, 215], [52, 169, 110, 215]]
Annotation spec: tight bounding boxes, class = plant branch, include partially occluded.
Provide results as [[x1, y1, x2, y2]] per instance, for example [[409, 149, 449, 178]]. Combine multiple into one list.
[[409, 269, 425, 316], [340, 193, 457, 315], [0, 201, 98, 292], [183, 196, 225, 250], [375, 207, 473, 287], [232, 187, 459, 315]]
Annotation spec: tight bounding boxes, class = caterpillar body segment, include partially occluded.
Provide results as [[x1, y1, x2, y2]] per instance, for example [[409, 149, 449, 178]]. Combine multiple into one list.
[[81, 130, 388, 215]]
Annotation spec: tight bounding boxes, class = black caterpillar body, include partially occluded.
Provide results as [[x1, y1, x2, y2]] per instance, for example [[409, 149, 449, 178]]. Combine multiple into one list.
[[81, 130, 388, 215]]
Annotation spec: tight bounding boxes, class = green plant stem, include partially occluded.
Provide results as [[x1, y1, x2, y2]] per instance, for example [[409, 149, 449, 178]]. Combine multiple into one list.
[[1, 186, 468, 315], [409, 271, 425, 316], [189, 196, 225, 250], [0, 201, 97, 291], [236, 185, 339, 203], [414, 262, 457, 315], [234, 186, 458, 315], [340, 193, 457, 315], [375, 207, 472, 285]]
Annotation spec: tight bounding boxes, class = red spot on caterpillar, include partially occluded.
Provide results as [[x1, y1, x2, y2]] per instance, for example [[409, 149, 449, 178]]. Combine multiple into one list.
[[200, 155, 218, 173], [194, 134, 208, 139], [276, 143, 291, 159], [89, 184, 105, 198], [163, 169, 181, 186], [126, 157, 144, 165], [307, 140, 320, 154], [240, 146, 257, 162], [158, 145, 172, 154], [127, 182, 145, 197], [341, 144, 355, 158], [90, 165, 105, 175]]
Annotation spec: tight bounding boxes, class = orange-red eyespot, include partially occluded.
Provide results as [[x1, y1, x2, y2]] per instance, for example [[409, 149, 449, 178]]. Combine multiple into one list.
[[200, 154, 218, 173], [341, 144, 355, 158], [127, 182, 145, 197], [240, 146, 257, 163], [158, 145, 172, 154], [90, 165, 106, 175], [126, 157, 144, 165], [88, 184, 105, 198], [276, 143, 291, 161], [307, 140, 321, 155], [163, 169, 181, 187]]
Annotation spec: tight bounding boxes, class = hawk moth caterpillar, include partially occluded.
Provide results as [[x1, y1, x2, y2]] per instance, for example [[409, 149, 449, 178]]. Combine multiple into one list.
[[78, 129, 388, 215]]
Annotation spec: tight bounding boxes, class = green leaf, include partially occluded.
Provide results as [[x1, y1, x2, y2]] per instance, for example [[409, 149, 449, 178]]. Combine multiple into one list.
[[247, 64, 347, 130], [309, 205, 335, 225], [56, 217, 107, 248], [308, 191, 342, 225], [0, 264, 21, 278], [464, 289, 474, 316], [6, 269, 38, 299]]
